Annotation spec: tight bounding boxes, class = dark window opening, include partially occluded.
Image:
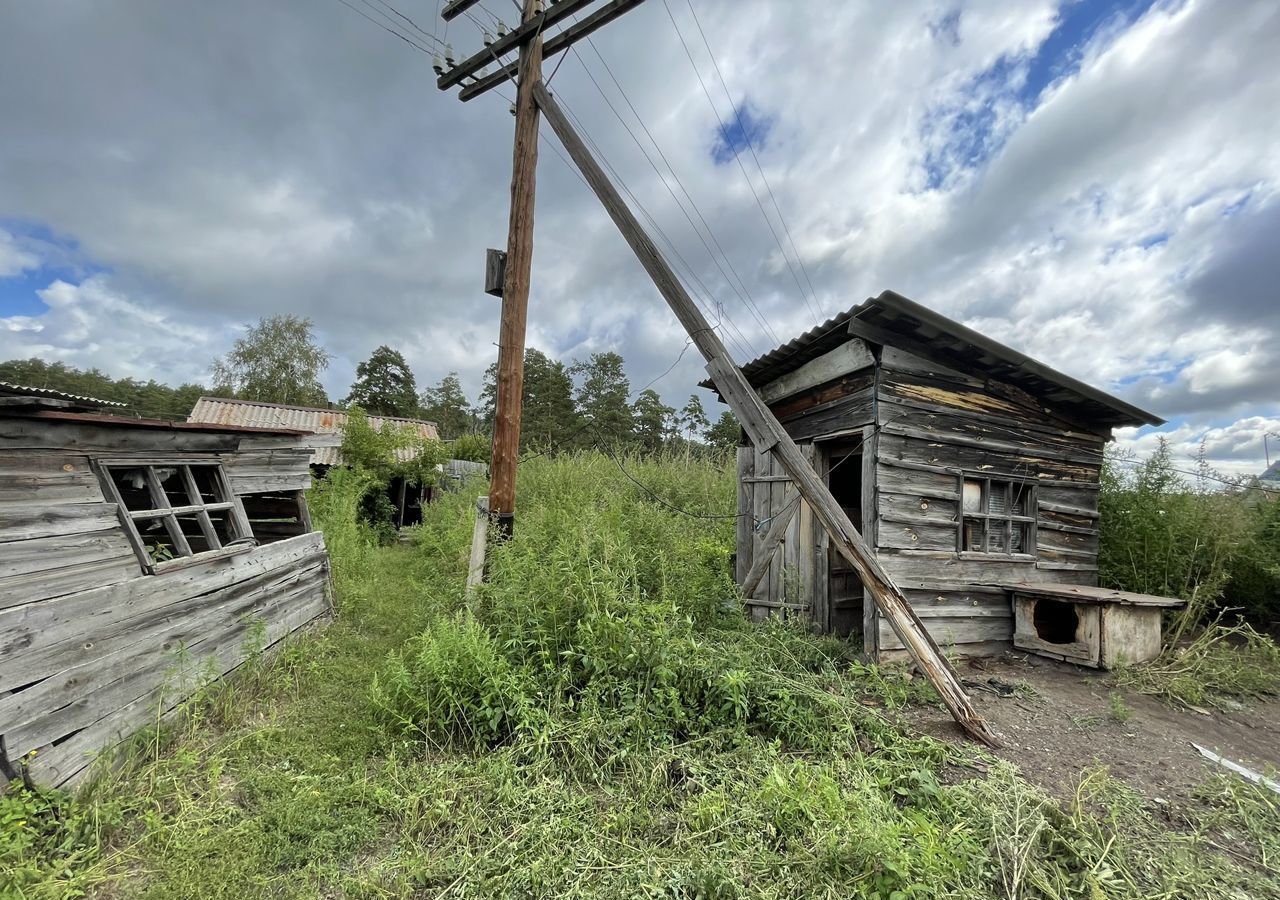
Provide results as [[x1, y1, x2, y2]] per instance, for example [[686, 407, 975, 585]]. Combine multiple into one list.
[[240, 491, 311, 544], [1033, 599, 1079, 644], [960, 476, 1034, 555], [99, 462, 252, 572]]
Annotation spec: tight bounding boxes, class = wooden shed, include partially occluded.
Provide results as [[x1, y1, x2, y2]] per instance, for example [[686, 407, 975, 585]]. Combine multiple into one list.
[[0, 385, 333, 789], [710, 291, 1165, 662]]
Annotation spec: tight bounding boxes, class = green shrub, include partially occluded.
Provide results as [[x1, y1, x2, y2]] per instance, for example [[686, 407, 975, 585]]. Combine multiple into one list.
[[1115, 621, 1280, 710], [1223, 494, 1280, 626], [450, 433, 490, 463], [372, 616, 536, 749], [1099, 441, 1247, 626]]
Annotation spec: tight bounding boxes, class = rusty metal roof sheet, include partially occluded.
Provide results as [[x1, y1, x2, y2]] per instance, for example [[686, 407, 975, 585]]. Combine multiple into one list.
[[188, 397, 441, 466], [704, 290, 1162, 429]]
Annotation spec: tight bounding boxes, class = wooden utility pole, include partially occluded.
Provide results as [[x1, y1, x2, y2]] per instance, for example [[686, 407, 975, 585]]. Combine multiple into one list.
[[436, 0, 997, 745], [487, 0, 543, 534]]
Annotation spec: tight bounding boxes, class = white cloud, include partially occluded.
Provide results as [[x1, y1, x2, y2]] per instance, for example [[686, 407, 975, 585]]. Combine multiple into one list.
[[0, 0, 1276, 470], [0, 229, 38, 277]]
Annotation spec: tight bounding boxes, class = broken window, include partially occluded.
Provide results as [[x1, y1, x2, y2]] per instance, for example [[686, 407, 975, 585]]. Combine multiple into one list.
[[98, 462, 254, 572], [239, 491, 312, 544], [959, 476, 1034, 555]]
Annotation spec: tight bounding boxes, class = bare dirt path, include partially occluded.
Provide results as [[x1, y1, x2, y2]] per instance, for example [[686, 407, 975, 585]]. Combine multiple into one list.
[[897, 654, 1280, 803]]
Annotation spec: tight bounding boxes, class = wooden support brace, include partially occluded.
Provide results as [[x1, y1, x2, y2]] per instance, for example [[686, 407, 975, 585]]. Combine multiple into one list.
[[533, 81, 999, 747], [740, 490, 798, 598]]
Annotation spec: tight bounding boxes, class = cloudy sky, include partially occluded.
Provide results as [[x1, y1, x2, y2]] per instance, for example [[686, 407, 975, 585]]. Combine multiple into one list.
[[1, 0, 1277, 475]]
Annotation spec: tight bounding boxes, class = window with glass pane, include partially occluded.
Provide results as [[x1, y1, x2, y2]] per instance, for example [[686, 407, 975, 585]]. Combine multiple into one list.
[[959, 476, 1034, 555], [100, 462, 253, 571]]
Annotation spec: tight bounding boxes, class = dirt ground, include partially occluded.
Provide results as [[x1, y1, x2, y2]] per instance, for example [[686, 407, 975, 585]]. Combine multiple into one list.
[[897, 653, 1280, 803]]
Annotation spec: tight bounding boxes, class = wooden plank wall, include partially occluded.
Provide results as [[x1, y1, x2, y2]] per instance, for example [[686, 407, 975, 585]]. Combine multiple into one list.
[[870, 347, 1108, 660], [0, 532, 331, 789], [0, 420, 330, 789], [0, 450, 138, 608]]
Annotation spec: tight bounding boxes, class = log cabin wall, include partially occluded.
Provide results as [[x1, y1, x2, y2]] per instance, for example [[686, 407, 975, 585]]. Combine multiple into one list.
[[869, 346, 1107, 660], [0, 415, 332, 790]]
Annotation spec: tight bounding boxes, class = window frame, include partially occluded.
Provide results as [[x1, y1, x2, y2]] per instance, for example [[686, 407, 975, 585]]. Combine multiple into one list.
[[96, 459, 256, 574], [957, 474, 1037, 558]]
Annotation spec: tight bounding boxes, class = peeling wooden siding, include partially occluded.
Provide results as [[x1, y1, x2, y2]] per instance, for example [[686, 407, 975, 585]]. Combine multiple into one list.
[[867, 347, 1110, 658]]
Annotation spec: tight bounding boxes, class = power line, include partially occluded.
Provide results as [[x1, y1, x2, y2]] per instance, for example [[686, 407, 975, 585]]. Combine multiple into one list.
[[364, 0, 447, 47], [553, 92, 759, 360], [576, 38, 783, 346], [685, 0, 822, 317], [570, 47, 774, 349], [335, 0, 438, 55], [661, 0, 822, 325]]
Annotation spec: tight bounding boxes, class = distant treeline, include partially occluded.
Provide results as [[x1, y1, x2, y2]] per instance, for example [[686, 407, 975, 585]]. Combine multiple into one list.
[[0, 357, 207, 420]]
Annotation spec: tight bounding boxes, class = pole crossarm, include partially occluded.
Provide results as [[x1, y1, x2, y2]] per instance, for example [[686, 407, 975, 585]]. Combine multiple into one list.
[[441, 0, 485, 23], [454, 0, 648, 101], [437, 0, 597, 91], [531, 80, 1001, 748]]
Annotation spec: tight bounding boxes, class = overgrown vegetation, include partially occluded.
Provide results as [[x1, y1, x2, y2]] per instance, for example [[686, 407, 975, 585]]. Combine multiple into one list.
[[338, 405, 448, 541], [1099, 440, 1280, 709], [4, 452, 1280, 898]]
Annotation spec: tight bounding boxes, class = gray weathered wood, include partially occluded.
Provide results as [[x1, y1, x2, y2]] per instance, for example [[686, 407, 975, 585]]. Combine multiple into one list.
[[0, 502, 120, 543], [0, 532, 327, 689], [485, 248, 507, 297], [734, 447, 753, 586], [758, 340, 874, 404], [535, 80, 997, 746], [741, 489, 798, 597]]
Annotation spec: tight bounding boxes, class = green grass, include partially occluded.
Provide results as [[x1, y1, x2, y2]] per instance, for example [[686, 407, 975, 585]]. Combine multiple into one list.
[[5, 451, 1280, 898]]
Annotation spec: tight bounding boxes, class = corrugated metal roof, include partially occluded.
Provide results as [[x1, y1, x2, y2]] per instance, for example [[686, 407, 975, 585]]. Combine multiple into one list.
[[18, 409, 309, 435], [0, 381, 127, 408], [703, 291, 1162, 429], [188, 397, 441, 466]]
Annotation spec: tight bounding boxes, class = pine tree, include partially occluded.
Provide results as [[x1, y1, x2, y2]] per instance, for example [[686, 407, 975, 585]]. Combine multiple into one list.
[[632, 389, 676, 453], [478, 349, 579, 451], [706, 410, 741, 453], [346, 345, 420, 418], [678, 393, 710, 441], [419, 372, 476, 438], [572, 351, 634, 446]]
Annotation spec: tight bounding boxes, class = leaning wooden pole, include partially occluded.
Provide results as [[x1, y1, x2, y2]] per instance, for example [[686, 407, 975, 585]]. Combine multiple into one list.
[[533, 82, 999, 747], [488, 0, 544, 536]]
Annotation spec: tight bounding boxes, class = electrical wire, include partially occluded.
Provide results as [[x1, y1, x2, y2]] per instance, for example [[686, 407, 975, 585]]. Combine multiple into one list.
[[576, 38, 782, 346], [685, 0, 822, 317], [364, 0, 447, 47], [661, 0, 822, 324], [471, 28, 757, 360], [543, 81, 759, 360], [335, 0, 438, 54]]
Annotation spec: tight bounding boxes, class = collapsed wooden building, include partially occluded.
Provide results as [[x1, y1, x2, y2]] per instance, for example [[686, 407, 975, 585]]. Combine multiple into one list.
[[188, 397, 487, 528], [0, 384, 332, 789], [712, 291, 1172, 664]]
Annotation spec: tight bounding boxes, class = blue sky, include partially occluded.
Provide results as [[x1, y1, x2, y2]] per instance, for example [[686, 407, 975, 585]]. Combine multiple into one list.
[[0, 0, 1276, 475]]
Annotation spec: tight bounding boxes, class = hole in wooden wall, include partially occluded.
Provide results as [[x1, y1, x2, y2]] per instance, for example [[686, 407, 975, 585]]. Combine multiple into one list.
[[1032, 599, 1079, 645]]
